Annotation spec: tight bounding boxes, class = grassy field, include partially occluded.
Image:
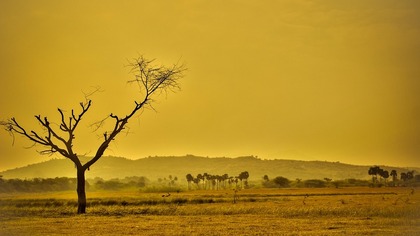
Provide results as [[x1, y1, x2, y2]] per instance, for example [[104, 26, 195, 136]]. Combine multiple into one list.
[[0, 187, 419, 235]]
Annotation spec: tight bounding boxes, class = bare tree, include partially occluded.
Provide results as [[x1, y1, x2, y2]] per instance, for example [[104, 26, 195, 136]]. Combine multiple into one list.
[[1, 56, 184, 214]]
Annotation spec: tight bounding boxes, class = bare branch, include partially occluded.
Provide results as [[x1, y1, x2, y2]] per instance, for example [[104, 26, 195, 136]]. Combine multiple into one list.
[[126, 56, 184, 100], [71, 100, 92, 132], [1, 100, 92, 160], [84, 56, 185, 170], [58, 108, 69, 132], [89, 115, 109, 132], [82, 86, 103, 102], [0, 120, 16, 145]]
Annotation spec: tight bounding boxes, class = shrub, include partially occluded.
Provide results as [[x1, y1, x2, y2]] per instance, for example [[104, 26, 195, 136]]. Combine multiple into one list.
[[262, 176, 290, 188], [303, 179, 326, 188], [273, 176, 290, 188]]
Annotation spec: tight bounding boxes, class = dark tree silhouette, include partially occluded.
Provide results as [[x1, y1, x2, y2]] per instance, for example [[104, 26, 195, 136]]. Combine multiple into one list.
[[273, 176, 290, 188], [324, 178, 332, 182], [368, 166, 381, 184], [193, 177, 200, 188], [196, 174, 203, 189], [185, 172, 246, 190], [263, 175, 269, 182], [390, 170, 398, 183], [186, 174, 194, 190], [1, 56, 184, 214], [203, 173, 210, 190], [222, 174, 229, 189], [401, 172, 408, 182], [380, 170, 389, 183], [400, 171, 415, 182], [407, 171, 415, 180], [238, 171, 250, 189]]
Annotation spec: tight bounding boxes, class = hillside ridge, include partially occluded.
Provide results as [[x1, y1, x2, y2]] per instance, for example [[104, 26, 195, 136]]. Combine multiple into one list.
[[1, 155, 418, 181]]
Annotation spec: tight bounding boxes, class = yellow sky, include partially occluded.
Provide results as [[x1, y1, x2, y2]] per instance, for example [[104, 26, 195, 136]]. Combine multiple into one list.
[[1, 0, 419, 171]]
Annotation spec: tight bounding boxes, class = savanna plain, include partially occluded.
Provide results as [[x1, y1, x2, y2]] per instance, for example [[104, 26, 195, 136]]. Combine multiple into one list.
[[0, 187, 419, 235]]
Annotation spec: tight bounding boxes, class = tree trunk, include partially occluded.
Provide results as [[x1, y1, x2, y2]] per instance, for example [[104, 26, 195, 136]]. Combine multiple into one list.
[[77, 167, 87, 214]]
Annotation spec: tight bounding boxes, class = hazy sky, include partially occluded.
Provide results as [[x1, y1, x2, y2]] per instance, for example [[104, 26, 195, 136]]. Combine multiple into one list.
[[1, 0, 419, 171]]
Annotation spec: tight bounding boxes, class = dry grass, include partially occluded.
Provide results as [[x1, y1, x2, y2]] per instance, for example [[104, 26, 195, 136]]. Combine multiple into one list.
[[0, 187, 419, 235]]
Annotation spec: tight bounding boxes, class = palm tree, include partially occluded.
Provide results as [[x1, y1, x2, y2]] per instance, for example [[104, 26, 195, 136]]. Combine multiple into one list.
[[407, 171, 415, 180], [196, 174, 204, 189], [378, 168, 385, 182], [217, 175, 223, 190], [401, 172, 408, 182], [381, 170, 389, 184], [222, 174, 229, 189], [368, 166, 376, 183], [206, 174, 213, 190], [232, 177, 239, 188], [193, 177, 200, 189], [390, 170, 398, 184], [238, 171, 250, 189], [263, 175, 269, 182], [186, 174, 194, 190], [368, 166, 381, 184], [210, 175, 216, 190], [228, 177, 234, 188], [210, 175, 217, 190], [203, 173, 209, 190]]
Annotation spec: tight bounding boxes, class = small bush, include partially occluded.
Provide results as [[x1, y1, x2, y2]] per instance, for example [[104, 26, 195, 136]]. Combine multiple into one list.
[[273, 176, 290, 188], [262, 176, 290, 188], [303, 179, 326, 188]]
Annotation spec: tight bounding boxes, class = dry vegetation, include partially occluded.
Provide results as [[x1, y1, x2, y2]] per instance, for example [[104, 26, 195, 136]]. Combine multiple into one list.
[[0, 187, 419, 235]]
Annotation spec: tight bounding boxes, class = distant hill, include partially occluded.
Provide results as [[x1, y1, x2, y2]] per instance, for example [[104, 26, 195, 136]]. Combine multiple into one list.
[[1, 155, 418, 181]]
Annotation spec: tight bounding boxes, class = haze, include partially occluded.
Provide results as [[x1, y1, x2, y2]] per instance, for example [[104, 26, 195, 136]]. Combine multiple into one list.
[[1, 0, 419, 171]]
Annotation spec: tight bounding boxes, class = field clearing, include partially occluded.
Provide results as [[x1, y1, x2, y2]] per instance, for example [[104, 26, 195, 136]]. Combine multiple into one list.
[[0, 187, 419, 235]]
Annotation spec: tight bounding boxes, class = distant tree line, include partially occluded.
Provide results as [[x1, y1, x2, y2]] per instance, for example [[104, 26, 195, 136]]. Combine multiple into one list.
[[2, 168, 418, 193], [91, 176, 149, 190], [157, 175, 179, 187], [0, 176, 149, 193], [0, 177, 80, 192], [185, 171, 250, 190], [368, 166, 417, 187], [262, 175, 376, 188]]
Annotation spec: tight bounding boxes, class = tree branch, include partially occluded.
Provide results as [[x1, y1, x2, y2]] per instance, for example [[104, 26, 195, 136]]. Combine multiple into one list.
[[83, 56, 184, 170], [1, 100, 92, 162]]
